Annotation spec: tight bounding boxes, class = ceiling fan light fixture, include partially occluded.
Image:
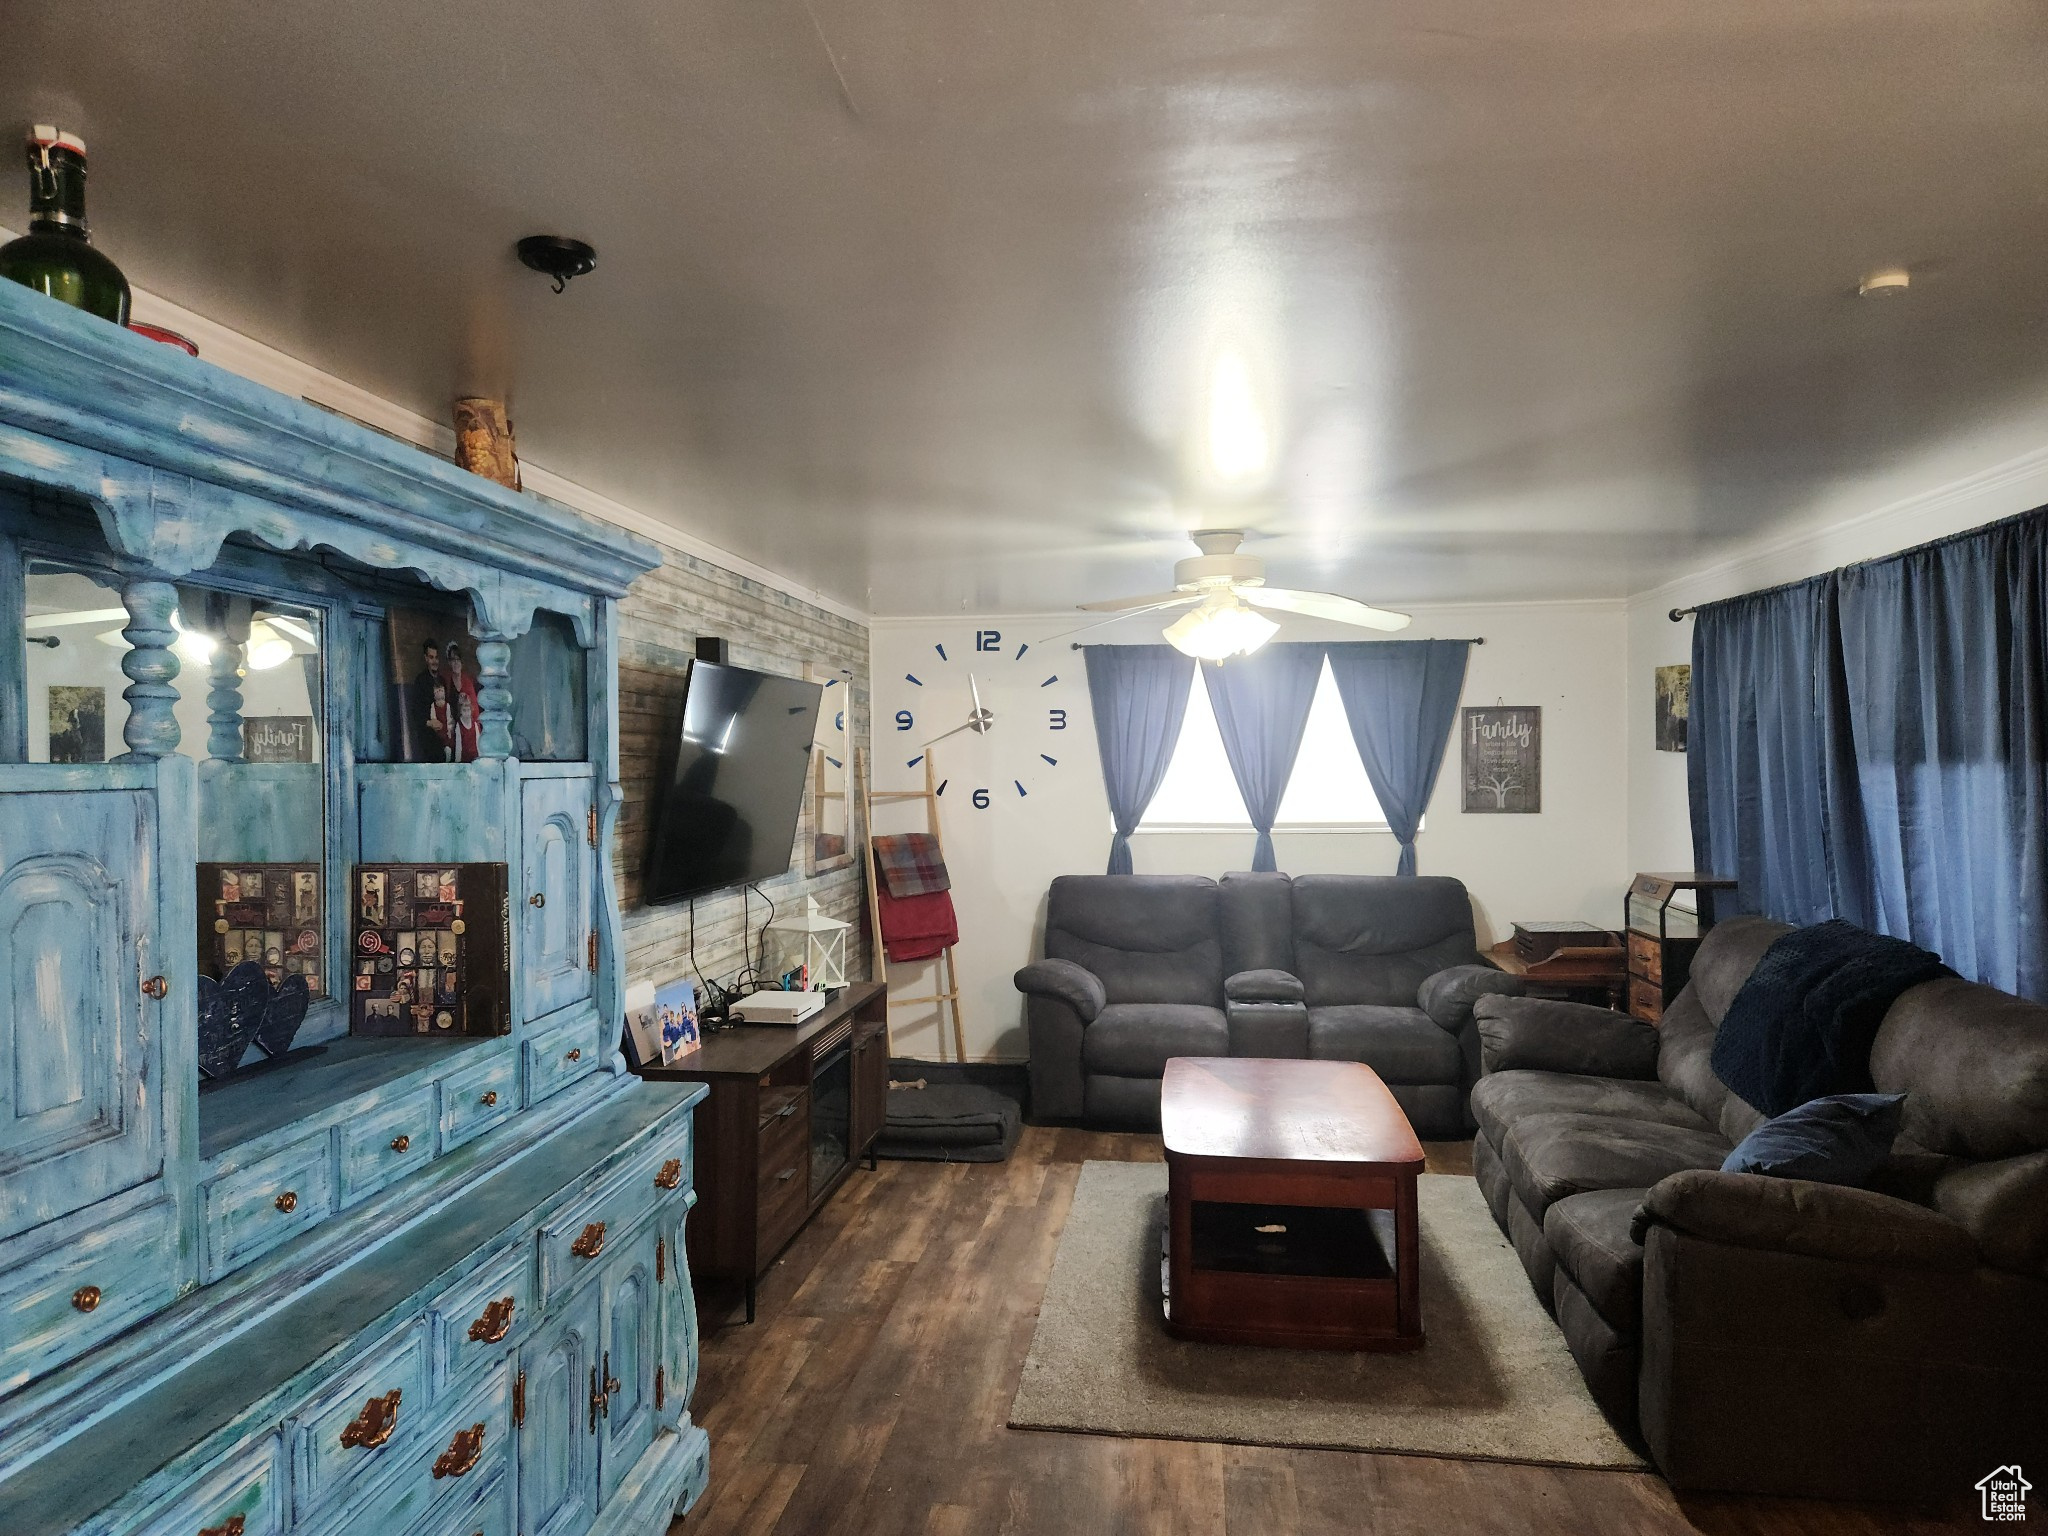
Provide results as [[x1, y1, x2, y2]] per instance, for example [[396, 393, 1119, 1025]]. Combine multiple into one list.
[[1163, 596, 1278, 661]]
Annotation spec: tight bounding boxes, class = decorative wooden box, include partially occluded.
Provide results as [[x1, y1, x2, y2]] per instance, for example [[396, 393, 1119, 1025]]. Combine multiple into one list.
[[0, 279, 709, 1535], [1624, 871, 1737, 1023]]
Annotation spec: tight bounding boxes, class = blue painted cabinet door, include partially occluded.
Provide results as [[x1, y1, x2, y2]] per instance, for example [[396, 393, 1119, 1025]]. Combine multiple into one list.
[[597, 1226, 660, 1505], [518, 778, 594, 1024], [0, 781, 160, 1242], [516, 1285, 601, 1536]]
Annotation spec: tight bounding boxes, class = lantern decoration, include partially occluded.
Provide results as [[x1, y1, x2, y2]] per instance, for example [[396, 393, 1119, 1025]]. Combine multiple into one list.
[[765, 896, 850, 992]]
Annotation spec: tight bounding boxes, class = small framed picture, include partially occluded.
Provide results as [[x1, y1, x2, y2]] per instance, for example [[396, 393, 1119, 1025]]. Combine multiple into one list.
[[654, 977, 700, 1064]]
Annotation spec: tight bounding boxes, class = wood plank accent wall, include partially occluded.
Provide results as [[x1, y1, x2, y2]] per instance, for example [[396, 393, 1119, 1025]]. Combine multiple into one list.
[[616, 540, 869, 997]]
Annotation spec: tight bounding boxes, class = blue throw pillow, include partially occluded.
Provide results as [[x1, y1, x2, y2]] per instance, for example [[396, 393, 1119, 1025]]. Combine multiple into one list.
[[1721, 1092, 1906, 1186]]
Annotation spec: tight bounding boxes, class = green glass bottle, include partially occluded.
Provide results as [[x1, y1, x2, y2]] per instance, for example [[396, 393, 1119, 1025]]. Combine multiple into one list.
[[0, 126, 130, 324]]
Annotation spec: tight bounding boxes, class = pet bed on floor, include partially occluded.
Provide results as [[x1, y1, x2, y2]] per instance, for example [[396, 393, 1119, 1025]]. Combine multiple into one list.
[[876, 1081, 1020, 1163]]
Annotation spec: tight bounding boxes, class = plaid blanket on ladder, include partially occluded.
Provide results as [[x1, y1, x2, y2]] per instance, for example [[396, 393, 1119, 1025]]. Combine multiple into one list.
[[872, 833, 951, 898]]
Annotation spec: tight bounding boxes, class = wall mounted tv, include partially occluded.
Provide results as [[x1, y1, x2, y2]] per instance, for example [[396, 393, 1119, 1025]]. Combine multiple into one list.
[[644, 660, 823, 905]]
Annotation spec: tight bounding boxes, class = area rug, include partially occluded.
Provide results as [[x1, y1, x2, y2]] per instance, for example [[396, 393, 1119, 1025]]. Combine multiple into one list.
[[1007, 1161, 1647, 1470]]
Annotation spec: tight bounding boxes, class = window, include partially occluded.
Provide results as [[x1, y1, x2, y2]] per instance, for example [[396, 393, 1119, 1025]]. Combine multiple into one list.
[[1138, 659, 1390, 829]]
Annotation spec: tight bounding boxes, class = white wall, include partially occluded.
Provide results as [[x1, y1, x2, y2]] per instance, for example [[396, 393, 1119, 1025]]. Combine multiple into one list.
[[1625, 409, 2048, 881], [872, 602, 1630, 1062]]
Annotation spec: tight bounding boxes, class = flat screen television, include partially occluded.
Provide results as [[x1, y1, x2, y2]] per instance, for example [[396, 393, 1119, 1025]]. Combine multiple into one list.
[[643, 661, 823, 905]]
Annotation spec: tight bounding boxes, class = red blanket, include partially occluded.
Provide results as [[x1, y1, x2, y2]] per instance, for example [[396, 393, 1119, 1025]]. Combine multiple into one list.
[[877, 884, 958, 963]]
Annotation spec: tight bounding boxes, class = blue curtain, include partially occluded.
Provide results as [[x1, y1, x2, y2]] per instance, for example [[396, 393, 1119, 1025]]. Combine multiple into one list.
[[1688, 507, 2048, 998], [1326, 639, 1471, 876], [1082, 644, 1195, 874], [1834, 519, 2048, 997], [1202, 644, 1325, 872], [1688, 577, 1863, 927]]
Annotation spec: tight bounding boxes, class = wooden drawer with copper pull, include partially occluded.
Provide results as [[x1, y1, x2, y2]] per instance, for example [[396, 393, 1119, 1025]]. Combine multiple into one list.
[[297, 1360, 512, 1536], [438, 1049, 520, 1152], [756, 1091, 811, 1268], [202, 1133, 335, 1281], [130, 1433, 282, 1536], [0, 1198, 180, 1395], [430, 1240, 536, 1387], [1626, 931, 1663, 987], [338, 1084, 439, 1208], [534, 1149, 672, 1304], [522, 1009, 605, 1110], [287, 1323, 429, 1521]]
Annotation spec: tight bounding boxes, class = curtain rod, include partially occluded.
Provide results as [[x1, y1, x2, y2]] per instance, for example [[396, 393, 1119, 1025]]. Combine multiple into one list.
[[1669, 606, 1696, 622], [1069, 636, 1485, 650]]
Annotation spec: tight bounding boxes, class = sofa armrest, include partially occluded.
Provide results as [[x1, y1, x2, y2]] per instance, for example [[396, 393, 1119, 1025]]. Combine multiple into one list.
[[1418, 965, 1522, 1035], [1013, 959, 1106, 1024], [1632, 1169, 1978, 1271], [1226, 968, 1305, 1003], [1474, 995, 1659, 1078]]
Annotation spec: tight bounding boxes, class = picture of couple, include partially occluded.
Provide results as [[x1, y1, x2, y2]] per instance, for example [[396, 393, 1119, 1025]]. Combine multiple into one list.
[[386, 608, 482, 763]]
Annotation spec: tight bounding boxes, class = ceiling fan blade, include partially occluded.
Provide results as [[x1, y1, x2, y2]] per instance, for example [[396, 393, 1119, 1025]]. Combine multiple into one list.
[[1243, 587, 1412, 632], [1077, 592, 1195, 612]]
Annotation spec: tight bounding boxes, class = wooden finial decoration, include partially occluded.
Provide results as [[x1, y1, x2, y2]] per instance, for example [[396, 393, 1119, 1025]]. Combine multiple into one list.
[[453, 397, 521, 489]]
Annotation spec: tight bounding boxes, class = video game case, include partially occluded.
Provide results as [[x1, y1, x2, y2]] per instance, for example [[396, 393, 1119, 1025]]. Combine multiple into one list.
[[198, 861, 325, 998], [350, 862, 510, 1039]]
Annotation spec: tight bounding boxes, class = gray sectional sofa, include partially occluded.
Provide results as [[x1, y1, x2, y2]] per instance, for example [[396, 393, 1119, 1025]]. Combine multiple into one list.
[[1014, 872, 1518, 1136], [1472, 914, 2048, 1500]]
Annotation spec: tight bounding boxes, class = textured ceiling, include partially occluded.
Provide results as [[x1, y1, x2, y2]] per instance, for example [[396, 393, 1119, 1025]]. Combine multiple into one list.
[[9, 2, 2048, 615]]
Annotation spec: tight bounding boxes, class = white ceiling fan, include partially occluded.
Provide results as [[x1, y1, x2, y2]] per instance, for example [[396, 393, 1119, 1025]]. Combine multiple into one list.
[[1075, 530, 1411, 659]]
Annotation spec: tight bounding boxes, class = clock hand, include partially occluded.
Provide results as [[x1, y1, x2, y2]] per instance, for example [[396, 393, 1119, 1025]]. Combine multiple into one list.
[[920, 717, 981, 749]]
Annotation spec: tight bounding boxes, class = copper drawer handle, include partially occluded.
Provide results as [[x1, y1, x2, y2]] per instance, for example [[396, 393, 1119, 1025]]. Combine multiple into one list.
[[198, 1518, 246, 1536], [275, 1190, 298, 1214], [468, 1295, 515, 1344], [481, 1091, 499, 1107], [339, 1388, 401, 1450], [432, 1421, 486, 1479], [776, 1167, 798, 1183], [654, 1158, 682, 1190], [571, 1221, 605, 1259], [141, 974, 168, 999], [529, 891, 546, 907], [566, 1048, 582, 1062], [72, 1285, 101, 1313], [390, 1134, 411, 1153]]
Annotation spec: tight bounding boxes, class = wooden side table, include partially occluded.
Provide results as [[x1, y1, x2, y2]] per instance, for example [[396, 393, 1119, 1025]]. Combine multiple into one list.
[[1487, 940, 1627, 1010]]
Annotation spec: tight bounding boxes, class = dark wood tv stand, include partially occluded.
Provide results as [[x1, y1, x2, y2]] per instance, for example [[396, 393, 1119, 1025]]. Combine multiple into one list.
[[636, 982, 889, 1322]]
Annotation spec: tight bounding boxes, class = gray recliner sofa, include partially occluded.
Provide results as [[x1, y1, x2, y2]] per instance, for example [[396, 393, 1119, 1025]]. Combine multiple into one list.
[[1471, 914, 2048, 1500], [1014, 872, 1518, 1136]]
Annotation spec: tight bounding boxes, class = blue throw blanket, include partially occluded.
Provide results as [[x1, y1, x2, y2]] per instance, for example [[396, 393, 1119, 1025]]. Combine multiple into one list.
[[1710, 920, 1952, 1116]]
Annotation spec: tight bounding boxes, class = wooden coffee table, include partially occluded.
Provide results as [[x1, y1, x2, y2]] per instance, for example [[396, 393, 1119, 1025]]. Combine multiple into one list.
[[1159, 1056, 1425, 1351]]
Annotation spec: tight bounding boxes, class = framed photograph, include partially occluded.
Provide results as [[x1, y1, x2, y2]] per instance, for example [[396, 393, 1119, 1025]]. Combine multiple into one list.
[[1461, 706, 1541, 814], [48, 685, 106, 763], [1655, 664, 1691, 753], [384, 607, 481, 763], [654, 976, 700, 1064]]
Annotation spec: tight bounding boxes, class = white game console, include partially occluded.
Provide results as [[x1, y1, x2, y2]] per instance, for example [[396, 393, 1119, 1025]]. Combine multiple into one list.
[[731, 989, 826, 1025]]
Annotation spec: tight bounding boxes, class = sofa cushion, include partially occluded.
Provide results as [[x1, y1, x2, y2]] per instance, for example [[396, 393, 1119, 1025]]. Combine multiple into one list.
[[1471, 1070, 1713, 1151], [1545, 1187, 1649, 1331], [1657, 986, 1768, 1147], [1080, 1003, 1228, 1077], [1500, 1111, 1731, 1220], [1306, 1004, 1461, 1083], [1044, 875, 1223, 1006], [1721, 1092, 1905, 1185], [1219, 870, 1294, 977], [1871, 976, 2048, 1161], [1289, 874, 1479, 1007]]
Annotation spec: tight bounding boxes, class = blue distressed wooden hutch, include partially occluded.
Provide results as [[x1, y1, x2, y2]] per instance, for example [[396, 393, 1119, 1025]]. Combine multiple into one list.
[[0, 279, 709, 1535]]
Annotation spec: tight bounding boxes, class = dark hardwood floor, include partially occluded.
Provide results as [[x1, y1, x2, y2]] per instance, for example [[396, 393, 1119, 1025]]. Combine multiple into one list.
[[672, 1128, 1967, 1535]]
